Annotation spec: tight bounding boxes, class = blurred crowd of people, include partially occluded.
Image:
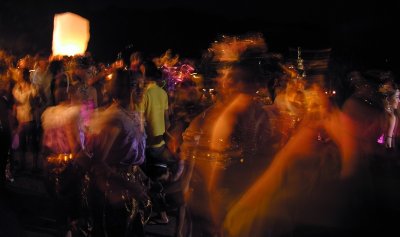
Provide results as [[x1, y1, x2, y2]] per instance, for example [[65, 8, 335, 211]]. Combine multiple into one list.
[[0, 32, 399, 237]]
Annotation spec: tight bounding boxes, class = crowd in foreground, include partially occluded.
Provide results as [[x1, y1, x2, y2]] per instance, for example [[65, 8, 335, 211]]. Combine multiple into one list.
[[1, 33, 399, 237]]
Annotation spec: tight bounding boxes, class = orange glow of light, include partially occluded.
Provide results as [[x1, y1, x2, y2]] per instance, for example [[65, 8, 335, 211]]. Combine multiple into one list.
[[106, 74, 113, 80], [47, 153, 75, 165], [210, 34, 266, 63], [153, 49, 179, 68], [52, 12, 90, 56]]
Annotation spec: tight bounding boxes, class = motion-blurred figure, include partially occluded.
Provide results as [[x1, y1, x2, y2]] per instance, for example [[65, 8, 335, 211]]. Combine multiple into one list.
[[12, 68, 40, 172], [224, 74, 378, 237], [180, 34, 281, 236], [87, 69, 149, 237]]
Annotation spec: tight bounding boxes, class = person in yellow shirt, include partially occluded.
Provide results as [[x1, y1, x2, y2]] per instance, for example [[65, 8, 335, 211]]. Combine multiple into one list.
[[136, 61, 180, 224]]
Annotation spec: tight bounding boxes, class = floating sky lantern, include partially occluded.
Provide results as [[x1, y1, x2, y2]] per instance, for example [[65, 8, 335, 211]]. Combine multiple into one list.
[[52, 12, 90, 56]]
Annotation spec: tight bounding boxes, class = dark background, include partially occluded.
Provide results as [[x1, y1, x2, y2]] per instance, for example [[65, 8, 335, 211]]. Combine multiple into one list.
[[1, 0, 399, 73]]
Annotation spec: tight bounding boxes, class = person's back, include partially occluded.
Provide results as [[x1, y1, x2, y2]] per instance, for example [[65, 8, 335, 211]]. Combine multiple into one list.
[[141, 81, 168, 147], [136, 61, 169, 150], [136, 61, 178, 224]]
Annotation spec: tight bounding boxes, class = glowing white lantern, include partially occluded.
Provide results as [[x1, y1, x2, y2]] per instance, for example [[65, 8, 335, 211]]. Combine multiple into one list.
[[52, 12, 90, 56]]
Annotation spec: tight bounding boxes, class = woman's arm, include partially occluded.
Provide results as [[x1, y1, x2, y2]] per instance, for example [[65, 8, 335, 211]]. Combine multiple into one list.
[[385, 113, 396, 148]]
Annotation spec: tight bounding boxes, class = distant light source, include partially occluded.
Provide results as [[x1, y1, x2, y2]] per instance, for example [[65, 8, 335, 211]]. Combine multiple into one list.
[[52, 12, 90, 56]]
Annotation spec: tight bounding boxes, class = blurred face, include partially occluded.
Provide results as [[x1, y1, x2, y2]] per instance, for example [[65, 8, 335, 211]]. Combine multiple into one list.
[[215, 67, 235, 97], [37, 59, 48, 71], [390, 89, 400, 109], [130, 58, 140, 69], [12, 68, 25, 83]]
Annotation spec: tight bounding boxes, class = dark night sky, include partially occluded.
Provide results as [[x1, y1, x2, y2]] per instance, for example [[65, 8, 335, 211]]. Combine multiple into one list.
[[1, 0, 399, 72]]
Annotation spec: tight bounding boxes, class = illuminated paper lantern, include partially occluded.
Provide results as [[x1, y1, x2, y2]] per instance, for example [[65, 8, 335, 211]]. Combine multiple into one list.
[[52, 12, 90, 56]]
